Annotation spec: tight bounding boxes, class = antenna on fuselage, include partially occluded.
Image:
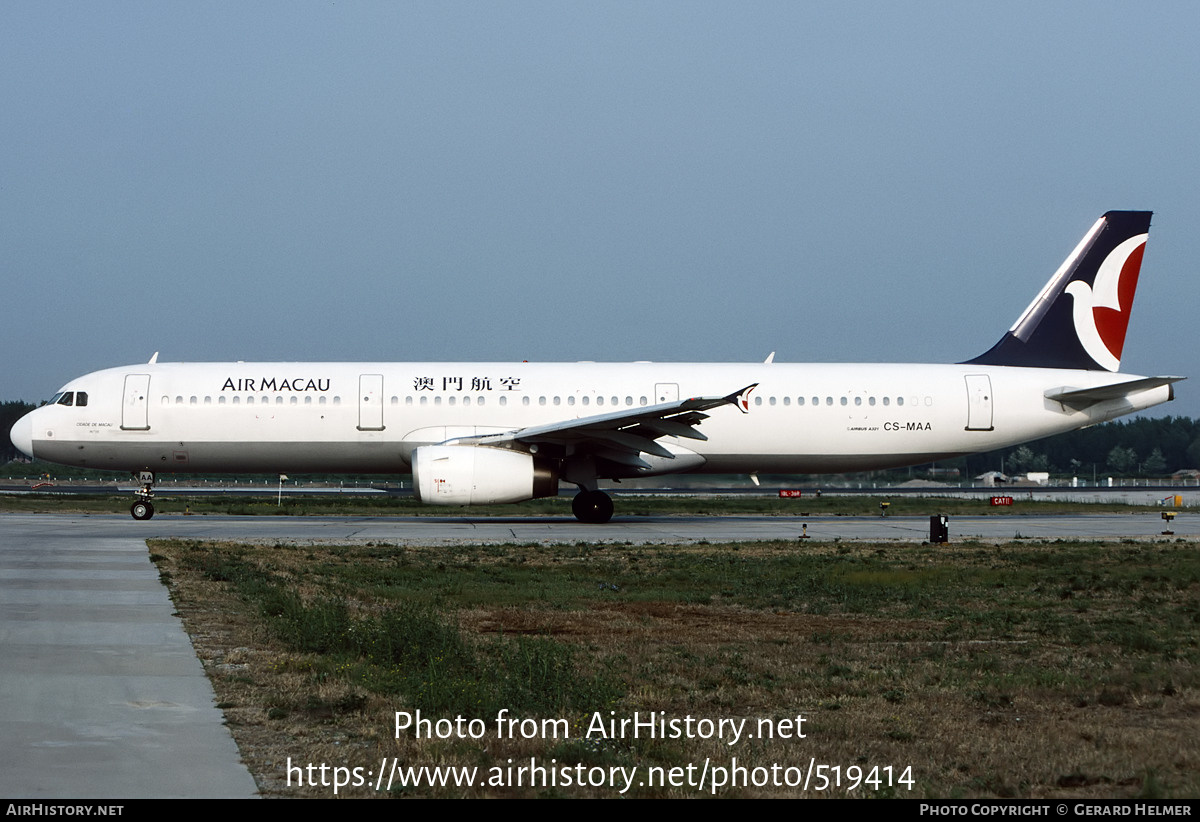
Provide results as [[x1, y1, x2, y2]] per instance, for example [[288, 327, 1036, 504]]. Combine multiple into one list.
[[148, 352, 159, 364]]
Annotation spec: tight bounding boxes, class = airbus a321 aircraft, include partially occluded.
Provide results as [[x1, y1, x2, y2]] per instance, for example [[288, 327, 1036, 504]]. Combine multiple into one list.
[[9, 211, 1182, 523]]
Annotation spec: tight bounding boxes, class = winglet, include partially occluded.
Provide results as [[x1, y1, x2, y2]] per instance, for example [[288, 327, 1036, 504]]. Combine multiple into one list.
[[729, 383, 758, 413]]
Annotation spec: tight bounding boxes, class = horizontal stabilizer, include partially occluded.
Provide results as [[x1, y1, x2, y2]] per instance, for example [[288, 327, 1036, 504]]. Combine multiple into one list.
[[1045, 376, 1184, 408]]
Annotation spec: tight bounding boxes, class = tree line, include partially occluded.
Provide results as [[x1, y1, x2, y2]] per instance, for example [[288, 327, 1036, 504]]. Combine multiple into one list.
[[0, 402, 35, 463], [920, 415, 1200, 480]]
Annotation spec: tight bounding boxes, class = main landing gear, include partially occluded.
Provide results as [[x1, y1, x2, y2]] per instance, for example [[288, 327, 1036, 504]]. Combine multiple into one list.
[[130, 471, 155, 520], [572, 490, 613, 524]]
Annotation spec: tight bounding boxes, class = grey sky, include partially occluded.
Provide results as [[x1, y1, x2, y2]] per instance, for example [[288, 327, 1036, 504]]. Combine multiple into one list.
[[4, 3, 1197, 416]]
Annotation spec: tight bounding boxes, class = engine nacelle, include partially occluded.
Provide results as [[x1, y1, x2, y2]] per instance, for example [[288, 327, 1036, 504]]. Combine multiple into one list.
[[411, 445, 559, 506]]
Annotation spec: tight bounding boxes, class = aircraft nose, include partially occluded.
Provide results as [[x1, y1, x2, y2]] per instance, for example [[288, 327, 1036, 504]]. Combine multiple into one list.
[[10, 411, 35, 460]]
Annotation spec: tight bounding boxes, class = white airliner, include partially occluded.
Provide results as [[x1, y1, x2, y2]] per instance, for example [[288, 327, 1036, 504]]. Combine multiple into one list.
[[9, 211, 1182, 522]]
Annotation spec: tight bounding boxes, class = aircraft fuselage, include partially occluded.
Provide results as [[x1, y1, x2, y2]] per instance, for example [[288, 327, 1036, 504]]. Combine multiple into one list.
[[16, 360, 1172, 476]]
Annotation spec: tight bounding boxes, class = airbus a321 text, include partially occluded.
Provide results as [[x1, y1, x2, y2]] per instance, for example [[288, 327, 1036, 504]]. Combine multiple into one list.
[[10, 211, 1182, 522]]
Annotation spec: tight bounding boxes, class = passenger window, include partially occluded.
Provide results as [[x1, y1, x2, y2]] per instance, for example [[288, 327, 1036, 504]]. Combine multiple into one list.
[[640, 396, 648, 406], [247, 396, 255, 405], [597, 396, 605, 406], [463, 396, 471, 406], [567, 396, 575, 406], [854, 396, 862, 406], [625, 396, 633, 406], [769, 396, 776, 406], [797, 397, 805, 406], [754, 396, 763, 406], [783, 396, 790, 406], [582, 396, 590, 406], [840, 397, 847, 406], [499, 396, 507, 407], [232, 396, 241, 405], [522, 396, 530, 406], [306, 396, 313, 405], [420, 396, 428, 406], [477, 396, 485, 406], [190, 396, 198, 405], [897, 397, 904, 406], [290, 396, 297, 405], [539, 396, 546, 406], [553, 396, 560, 406], [448, 396, 456, 406], [218, 396, 226, 405]]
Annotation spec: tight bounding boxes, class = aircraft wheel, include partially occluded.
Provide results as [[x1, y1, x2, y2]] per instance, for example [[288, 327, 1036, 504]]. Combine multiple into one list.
[[572, 490, 613, 524], [131, 501, 155, 521]]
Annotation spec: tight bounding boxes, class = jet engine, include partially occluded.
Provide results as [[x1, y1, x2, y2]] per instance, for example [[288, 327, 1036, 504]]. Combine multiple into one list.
[[411, 445, 559, 505]]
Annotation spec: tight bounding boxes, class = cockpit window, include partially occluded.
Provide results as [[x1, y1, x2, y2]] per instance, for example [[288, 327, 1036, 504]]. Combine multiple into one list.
[[46, 392, 64, 406], [76, 392, 88, 407], [56, 392, 75, 407]]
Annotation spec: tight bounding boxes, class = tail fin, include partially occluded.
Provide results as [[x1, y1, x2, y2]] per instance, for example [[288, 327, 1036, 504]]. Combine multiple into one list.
[[965, 211, 1151, 372]]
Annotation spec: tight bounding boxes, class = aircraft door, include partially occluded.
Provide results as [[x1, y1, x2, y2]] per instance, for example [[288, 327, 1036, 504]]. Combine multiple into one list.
[[358, 374, 385, 431], [655, 383, 679, 404], [964, 374, 994, 431], [120, 374, 151, 431]]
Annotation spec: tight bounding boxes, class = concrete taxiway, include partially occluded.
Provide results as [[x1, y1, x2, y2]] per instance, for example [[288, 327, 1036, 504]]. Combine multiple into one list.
[[0, 514, 260, 799], [0, 511, 1194, 798]]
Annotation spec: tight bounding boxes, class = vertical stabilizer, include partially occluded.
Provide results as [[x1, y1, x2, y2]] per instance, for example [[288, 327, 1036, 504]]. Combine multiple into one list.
[[965, 211, 1151, 371]]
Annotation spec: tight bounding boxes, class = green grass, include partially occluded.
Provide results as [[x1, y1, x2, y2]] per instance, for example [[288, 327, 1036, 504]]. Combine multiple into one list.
[[174, 539, 620, 717], [149, 535, 1200, 797]]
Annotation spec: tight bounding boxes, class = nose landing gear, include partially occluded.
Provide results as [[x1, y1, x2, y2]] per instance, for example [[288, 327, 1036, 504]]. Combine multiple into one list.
[[130, 471, 155, 520]]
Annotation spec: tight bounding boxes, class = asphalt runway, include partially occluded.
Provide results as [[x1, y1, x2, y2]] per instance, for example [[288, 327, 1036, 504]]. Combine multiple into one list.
[[3, 509, 1197, 544], [1, 511, 1194, 798]]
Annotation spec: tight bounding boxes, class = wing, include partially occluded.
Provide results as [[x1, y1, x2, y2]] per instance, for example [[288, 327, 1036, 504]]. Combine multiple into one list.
[[451, 383, 757, 470]]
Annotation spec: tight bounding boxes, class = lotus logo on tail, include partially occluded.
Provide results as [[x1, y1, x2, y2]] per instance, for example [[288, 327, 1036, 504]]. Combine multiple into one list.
[[1065, 233, 1147, 372]]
